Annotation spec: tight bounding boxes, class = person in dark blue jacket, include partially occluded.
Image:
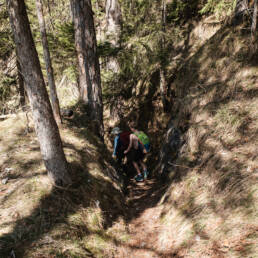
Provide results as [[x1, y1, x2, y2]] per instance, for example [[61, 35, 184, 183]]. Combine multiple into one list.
[[111, 127, 130, 165]]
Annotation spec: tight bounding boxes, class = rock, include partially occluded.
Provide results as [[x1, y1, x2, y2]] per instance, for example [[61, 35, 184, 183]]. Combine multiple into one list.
[[195, 235, 200, 241], [2, 178, 8, 185], [4, 167, 13, 173]]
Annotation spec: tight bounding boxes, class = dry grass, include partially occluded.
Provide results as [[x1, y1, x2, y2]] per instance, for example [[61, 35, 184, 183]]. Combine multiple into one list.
[[154, 23, 258, 258], [0, 113, 130, 257]]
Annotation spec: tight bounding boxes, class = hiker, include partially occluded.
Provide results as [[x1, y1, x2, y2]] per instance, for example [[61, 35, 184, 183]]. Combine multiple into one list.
[[111, 127, 130, 165], [124, 122, 149, 182]]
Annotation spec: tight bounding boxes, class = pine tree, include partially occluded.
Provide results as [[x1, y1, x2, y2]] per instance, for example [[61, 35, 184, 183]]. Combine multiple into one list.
[[71, 0, 104, 139], [7, 0, 71, 186]]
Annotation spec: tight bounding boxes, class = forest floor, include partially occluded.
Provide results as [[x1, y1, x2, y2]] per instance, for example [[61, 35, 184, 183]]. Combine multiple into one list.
[[119, 177, 171, 258], [114, 175, 207, 258], [113, 169, 257, 258], [0, 111, 257, 258]]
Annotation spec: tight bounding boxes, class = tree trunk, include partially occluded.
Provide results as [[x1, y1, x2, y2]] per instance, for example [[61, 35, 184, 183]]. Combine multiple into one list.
[[7, 0, 71, 186], [35, 0, 62, 125], [160, 0, 167, 112], [71, 0, 104, 139], [105, 0, 122, 45], [130, 0, 136, 16], [251, 0, 257, 42], [105, 0, 122, 72], [160, 67, 167, 111], [16, 58, 25, 108]]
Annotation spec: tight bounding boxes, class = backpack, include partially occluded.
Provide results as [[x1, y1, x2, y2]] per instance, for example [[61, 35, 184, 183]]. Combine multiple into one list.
[[119, 131, 131, 149], [134, 131, 150, 153]]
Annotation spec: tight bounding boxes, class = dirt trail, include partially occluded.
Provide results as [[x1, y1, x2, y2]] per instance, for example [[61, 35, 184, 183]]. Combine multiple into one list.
[[115, 176, 179, 258]]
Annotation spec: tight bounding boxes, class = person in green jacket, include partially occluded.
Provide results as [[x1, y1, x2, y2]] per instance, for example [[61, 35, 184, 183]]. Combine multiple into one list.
[[124, 122, 149, 182]]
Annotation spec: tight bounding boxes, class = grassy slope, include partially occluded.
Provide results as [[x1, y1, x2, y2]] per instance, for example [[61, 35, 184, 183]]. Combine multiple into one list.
[[0, 114, 129, 257], [154, 22, 258, 257], [99, 13, 258, 256], [0, 2, 257, 257]]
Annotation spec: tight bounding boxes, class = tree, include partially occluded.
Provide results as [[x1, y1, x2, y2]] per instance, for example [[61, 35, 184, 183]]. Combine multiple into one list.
[[159, 0, 168, 112], [7, 0, 71, 186], [105, 0, 122, 46], [35, 0, 62, 125], [71, 0, 104, 139], [251, 0, 257, 42], [16, 57, 25, 108], [105, 0, 122, 72]]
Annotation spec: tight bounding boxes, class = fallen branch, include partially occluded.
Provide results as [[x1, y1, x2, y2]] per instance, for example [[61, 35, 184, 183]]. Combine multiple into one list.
[[167, 161, 191, 169], [0, 114, 16, 119]]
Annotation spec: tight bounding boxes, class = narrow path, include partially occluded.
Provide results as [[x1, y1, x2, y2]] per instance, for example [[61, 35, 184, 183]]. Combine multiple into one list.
[[115, 176, 179, 258]]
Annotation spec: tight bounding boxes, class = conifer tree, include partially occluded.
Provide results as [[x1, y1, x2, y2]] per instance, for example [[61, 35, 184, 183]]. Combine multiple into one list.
[[105, 0, 122, 72], [35, 0, 62, 125], [71, 0, 104, 139], [7, 0, 71, 186], [160, 0, 168, 112]]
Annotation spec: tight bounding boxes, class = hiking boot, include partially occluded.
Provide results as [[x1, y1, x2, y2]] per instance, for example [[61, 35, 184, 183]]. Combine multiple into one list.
[[134, 174, 144, 182], [143, 170, 149, 179]]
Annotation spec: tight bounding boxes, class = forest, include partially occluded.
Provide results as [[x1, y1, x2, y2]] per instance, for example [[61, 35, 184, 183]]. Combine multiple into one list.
[[0, 0, 257, 257]]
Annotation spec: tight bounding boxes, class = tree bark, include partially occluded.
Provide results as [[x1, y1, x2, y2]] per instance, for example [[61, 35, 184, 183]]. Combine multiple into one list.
[[251, 0, 257, 42], [105, 0, 122, 72], [160, 0, 167, 112], [7, 0, 71, 186], [160, 67, 167, 111], [16, 57, 25, 108], [71, 0, 104, 139], [35, 0, 62, 125], [105, 0, 122, 45]]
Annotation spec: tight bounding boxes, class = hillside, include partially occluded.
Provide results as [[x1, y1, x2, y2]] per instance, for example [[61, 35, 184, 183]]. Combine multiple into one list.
[[0, 1, 257, 257], [103, 16, 258, 258], [133, 20, 258, 257], [0, 113, 128, 257]]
